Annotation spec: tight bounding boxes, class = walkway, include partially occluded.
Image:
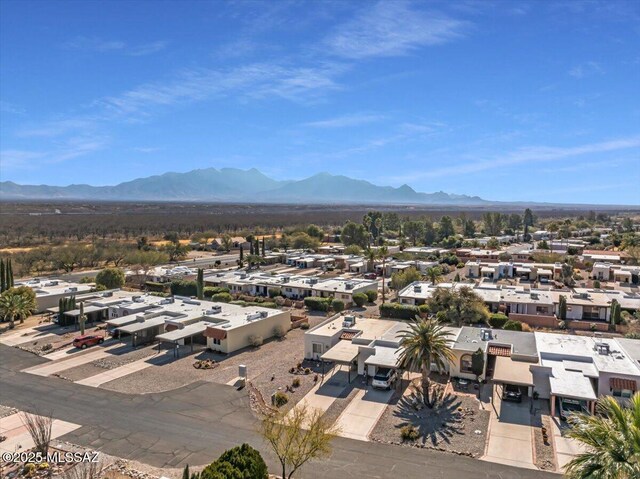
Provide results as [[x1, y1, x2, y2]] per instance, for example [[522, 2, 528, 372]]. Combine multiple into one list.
[[0, 411, 81, 454], [551, 417, 586, 472], [481, 387, 536, 469], [22, 342, 131, 377], [334, 387, 393, 441], [75, 351, 173, 387]]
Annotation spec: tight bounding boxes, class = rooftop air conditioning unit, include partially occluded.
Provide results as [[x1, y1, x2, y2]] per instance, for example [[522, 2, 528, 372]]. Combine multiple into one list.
[[480, 329, 493, 341], [594, 343, 610, 355], [259, 311, 268, 318], [345, 282, 354, 290], [342, 315, 356, 328], [414, 285, 422, 292], [207, 305, 222, 314], [309, 278, 319, 285]]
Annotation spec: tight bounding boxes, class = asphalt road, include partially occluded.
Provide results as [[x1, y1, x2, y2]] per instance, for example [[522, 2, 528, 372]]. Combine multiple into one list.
[[0, 345, 555, 478]]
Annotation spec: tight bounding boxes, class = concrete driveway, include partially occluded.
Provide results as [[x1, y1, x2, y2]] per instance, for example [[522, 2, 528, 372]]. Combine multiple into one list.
[[335, 387, 393, 441], [289, 368, 350, 422], [551, 417, 587, 472], [482, 387, 536, 469]]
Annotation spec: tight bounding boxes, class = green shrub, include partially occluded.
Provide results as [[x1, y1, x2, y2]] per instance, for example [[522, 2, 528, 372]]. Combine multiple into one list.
[[273, 391, 288, 407], [248, 335, 263, 347], [593, 280, 601, 289], [268, 288, 281, 298], [418, 304, 430, 315], [292, 377, 301, 388], [331, 299, 345, 312], [203, 286, 230, 298], [300, 322, 310, 330], [352, 292, 367, 307], [503, 320, 523, 331], [95, 267, 125, 289], [400, 425, 419, 441], [171, 279, 197, 297], [145, 281, 166, 293], [212, 292, 233, 303], [365, 289, 378, 303], [488, 313, 509, 329], [379, 302, 420, 320], [199, 443, 268, 479], [304, 297, 332, 311]]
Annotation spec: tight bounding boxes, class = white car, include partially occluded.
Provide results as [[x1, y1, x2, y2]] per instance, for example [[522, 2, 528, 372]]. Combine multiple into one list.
[[371, 368, 397, 390]]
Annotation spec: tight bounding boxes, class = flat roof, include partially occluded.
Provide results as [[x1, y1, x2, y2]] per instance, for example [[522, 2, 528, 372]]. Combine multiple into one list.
[[156, 322, 209, 343], [454, 327, 538, 357], [321, 340, 359, 363], [117, 316, 168, 334], [542, 358, 598, 401], [493, 356, 535, 386], [64, 304, 108, 316], [365, 345, 402, 369], [310, 316, 398, 342]]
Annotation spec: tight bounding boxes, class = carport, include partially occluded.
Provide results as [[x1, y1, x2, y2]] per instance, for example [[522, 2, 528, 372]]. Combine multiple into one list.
[[156, 322, 208, 357], [321, 341, 359, 383], [63, 305, 108, 328], [492, 356, 535, 409], [117, 316, 166, 347], [364, 346, 402, 385]]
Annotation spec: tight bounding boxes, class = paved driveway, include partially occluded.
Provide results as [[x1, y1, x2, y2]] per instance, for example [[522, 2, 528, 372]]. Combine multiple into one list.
[[289, 368, 350, 421], [551, 417, 587, 472], [334, 387, 393, 441], [482, 388, 536, 470]]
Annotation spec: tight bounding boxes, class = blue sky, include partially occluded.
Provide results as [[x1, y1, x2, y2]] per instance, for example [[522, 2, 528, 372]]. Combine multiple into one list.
[[1, 0, 639, 204]]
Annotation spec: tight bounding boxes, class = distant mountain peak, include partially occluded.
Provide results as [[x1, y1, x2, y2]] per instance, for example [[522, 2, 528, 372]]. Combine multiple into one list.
[[0, 168, 489, 205]]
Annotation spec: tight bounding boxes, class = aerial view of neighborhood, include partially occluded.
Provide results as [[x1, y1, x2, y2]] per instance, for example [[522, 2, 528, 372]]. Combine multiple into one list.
[[1, 1, 639, 478]]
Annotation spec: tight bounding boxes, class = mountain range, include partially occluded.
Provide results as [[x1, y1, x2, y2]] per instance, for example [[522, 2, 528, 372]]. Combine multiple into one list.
[[0, 168, 488, 205]]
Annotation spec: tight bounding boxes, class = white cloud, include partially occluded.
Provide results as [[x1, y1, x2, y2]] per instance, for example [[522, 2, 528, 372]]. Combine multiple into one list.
[[325, 1, 467, 59], [569, 61, 604, 79], [133, 147, 162, 153], [62, 37, 167, 56], [0, 136, 107, 169], [303, 113, 385, 128], [392, 136, 640, 180]]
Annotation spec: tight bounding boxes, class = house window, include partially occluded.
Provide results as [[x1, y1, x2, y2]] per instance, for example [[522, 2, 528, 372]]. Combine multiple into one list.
[[312, 343, 323, 355], [612, 388, 633, 399], [211, 338, 221, 345], [460, 354, 473, 373]]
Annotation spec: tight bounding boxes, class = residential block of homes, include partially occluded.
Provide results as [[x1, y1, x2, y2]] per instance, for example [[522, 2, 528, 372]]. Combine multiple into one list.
[[16, 278, 95, 312]]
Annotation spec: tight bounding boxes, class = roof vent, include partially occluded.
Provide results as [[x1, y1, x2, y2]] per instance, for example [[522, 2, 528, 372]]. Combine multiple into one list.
[[595, 343, 610, 355], [481, 329, 493, 341]]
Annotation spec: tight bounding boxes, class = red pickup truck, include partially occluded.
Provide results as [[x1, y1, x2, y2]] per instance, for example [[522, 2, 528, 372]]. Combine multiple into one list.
[[73, 334, 105, 349]]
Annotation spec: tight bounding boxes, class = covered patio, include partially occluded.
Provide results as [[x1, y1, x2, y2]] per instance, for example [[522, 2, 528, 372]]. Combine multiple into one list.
[[156, 322, 208, 357], [491, 356, 535, 408], [62, 304, 108, 328]]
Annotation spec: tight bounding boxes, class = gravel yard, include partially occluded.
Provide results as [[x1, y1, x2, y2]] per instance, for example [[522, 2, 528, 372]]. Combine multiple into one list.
[[370, 377, 490, 458], [15, 324, 107, 356], [53, 345, 160, 382], [533, 406, 557, 471], [100, 318, 327, 396]]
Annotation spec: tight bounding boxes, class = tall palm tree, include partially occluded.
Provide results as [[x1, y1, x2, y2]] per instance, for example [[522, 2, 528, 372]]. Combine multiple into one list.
[[364, 247, 377, 273], [0, 290, 33, 329], [426, 266, 443, 285], [564, 393, 640, 479], [397, 318, 454, 407]]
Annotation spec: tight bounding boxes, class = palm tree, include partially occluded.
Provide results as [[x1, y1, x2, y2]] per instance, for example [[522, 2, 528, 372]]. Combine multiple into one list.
[[0, 290, 33, 329], [426, 266, 443, 285], [564, 393, 640, 479], [364, 247, 377, 273], [397, 318, 454, 407]]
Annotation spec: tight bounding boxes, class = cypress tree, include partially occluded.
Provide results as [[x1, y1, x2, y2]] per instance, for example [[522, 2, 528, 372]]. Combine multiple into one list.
[[261, 237, 265, 256], [0, 259, 5, 292], [255, 239, 259, 256], [7, 259, 13, 288], [196, 268, 204, 300], [249, 241, 254, 255], [182, 465, 189, 479], [239, 245, 244, 261]]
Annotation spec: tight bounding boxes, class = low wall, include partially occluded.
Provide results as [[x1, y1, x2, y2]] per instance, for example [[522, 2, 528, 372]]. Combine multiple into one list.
[[509, 313, 610, 332], [508, 313, 557, 328]]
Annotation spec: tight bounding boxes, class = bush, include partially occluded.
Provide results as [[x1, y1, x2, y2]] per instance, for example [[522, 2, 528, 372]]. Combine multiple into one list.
[[248, 335, 263, 347], [203, 286, 230, 298], [400, 425, 419, 441], [292, 377, 301, 388], [199, 443, 268, 479], [365, 289, 378, 303], [268, 288, 281, 298], [331, 299, 345, 312], [212, 292, 233, 303], [273, 391, 288, 408], [488, 313, 509, 329], [558, 320, 567, 330], [503, 320, 523, 331], [593, 280, 601, 289], [79, 276, 93, 284], [145, 281, 166, 293], [379, 302, 419, 320], [304, 297, 332, 311], [300, 322, 310, 330], [273, 325, 287, 339], [352, 292, 367, 307], [171, 279, 198, 296], [418, 304, 430, 316], [95, 267, 125, 290]]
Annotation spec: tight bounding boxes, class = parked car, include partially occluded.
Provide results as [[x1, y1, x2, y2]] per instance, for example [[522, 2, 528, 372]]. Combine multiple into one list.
[[363, 273, 377, 280], [558, 397, 588, 421], [371, 368, 397, 390], [502, 384, 523, 403], [73, 334, 104, 349]]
